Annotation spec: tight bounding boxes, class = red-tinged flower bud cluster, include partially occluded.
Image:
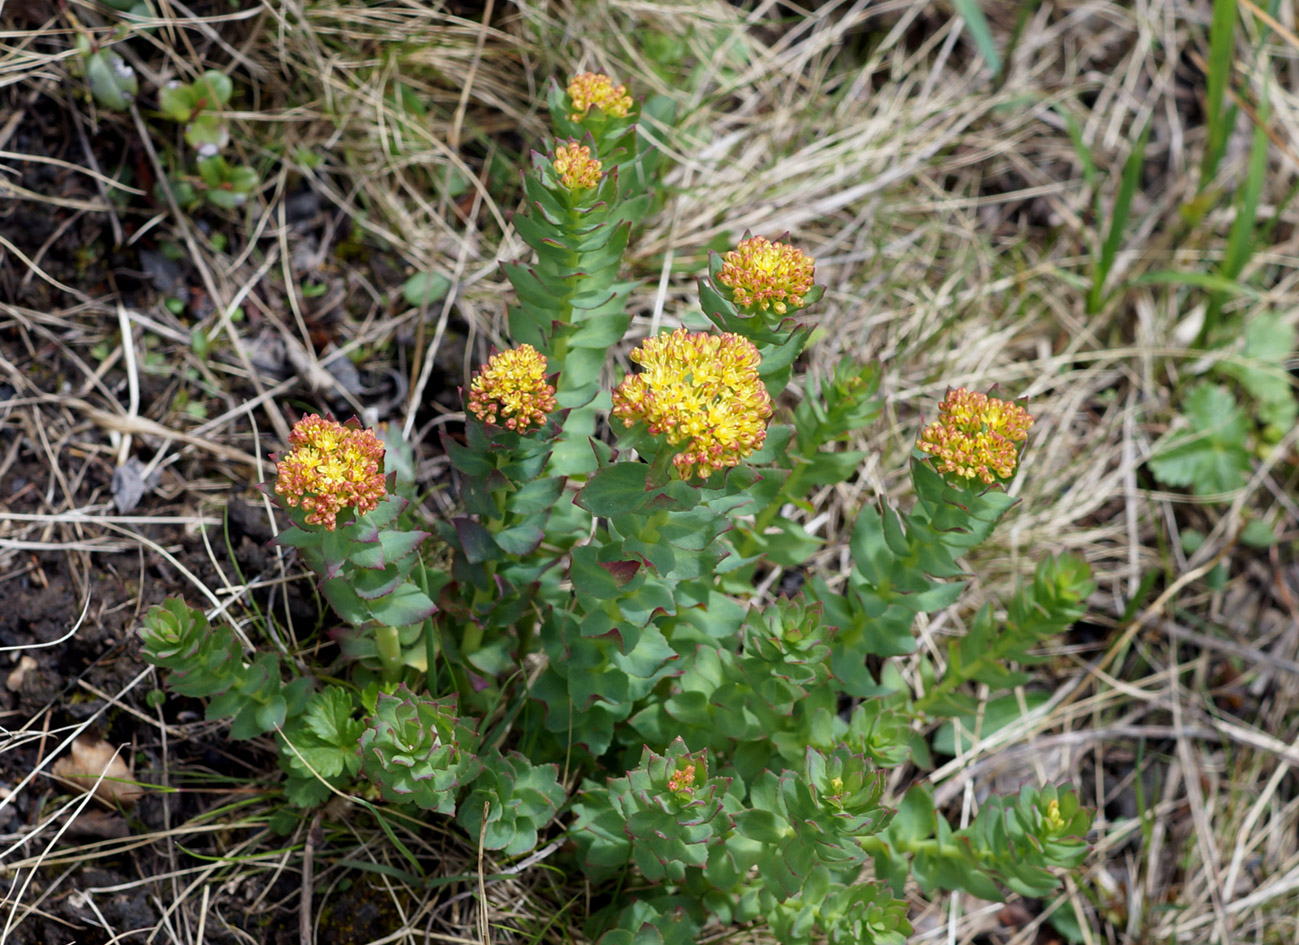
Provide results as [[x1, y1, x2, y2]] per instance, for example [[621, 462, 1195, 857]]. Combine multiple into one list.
[[612, 328, 773, 480], [274, 415, 386, 530], [667, 764, 696, 794], [916, 388, 1034, 484], [466, 344, 557, 434], [553, 141, 602, 190], [716, 236, 815, 316], [566, 72, 633, 122]]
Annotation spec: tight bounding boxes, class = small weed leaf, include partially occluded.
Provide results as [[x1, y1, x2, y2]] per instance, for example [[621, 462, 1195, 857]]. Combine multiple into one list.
[[1148, 382, 1252, 494]]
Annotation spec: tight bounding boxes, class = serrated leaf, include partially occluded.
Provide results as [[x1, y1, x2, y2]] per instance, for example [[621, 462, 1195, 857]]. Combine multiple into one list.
[[352, 565, 403, 600], [1219, 313, 1297, 429], [1148, 383, 1251, 494], [297, 745, 348, 778], [284, 775, 331, 807], [304, 687, 365, 746], [348, 529, 427, 570], [320, 578, 371, 625]]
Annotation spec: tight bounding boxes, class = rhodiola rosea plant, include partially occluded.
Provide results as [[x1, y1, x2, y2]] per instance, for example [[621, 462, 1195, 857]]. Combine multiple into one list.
[[138, 72, 1095, 945]]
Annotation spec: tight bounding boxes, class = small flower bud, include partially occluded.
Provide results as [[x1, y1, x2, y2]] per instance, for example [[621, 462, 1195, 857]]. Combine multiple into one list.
[[552, 141, 602, 190], [666, 763, 696, 795], [1043, 798, 1066, 833]]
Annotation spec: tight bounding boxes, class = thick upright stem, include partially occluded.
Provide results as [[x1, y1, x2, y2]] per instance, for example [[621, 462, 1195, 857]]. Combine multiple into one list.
[[375, 624, 403, 679], [738, 460, 807, 559]]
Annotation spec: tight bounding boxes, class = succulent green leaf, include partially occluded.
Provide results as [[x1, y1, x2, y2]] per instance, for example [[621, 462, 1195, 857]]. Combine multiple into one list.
[[577, 462, 651, 517], [402, 271, 451, 307], [138, 598, 245, 699], [366, 583, 438, 627], [86, 50, 137, 112], [359, 687, 480, 814]]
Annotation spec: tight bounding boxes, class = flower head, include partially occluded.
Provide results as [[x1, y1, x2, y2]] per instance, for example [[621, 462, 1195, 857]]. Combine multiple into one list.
[[553, 141, 602, 190], [612, 329, 773, 480], [716, 236, 815, 316], [566, 72, 633, 121], [916, 388, 1034, 484], [274, 415, 386, 530], [467, 344, 557, 433]]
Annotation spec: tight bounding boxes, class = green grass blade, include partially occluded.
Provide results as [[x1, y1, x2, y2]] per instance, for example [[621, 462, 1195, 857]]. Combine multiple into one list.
[[356, 798, 427, 879], [1088, 119, 1150, 314], [1220, 95, 1269, 282], [1259, 175, 1299, 246], [953, 0, 1002, 76], [1202, 84, 1270, 341], [1201, 0, 1239, 184], [1057, 104, 1098, 189], [1133, 270, 1257, 298]]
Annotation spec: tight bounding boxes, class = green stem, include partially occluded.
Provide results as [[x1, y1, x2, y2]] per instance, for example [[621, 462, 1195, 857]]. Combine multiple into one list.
[[547, 201, 582, 384], [375, 624, 402, 679], [859, 834, 950, 860], [424, 622, 438, 694], [914, 622, 1025, 716], [461, 619, 484, 657], [515, 602, 538, 664], [738, 459, 807, 558], [641, 508, 668, 543]]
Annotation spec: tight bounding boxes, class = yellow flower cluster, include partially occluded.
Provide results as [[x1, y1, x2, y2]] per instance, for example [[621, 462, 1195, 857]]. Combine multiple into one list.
[[566, 72, 633, 121], [553, 141, 602, 190], [612, 329, 773, 480], [466, 344, 557, 433], [716, 236, 815, 315], [916, 388, 1034, 484], [274, 415, 386, 530]]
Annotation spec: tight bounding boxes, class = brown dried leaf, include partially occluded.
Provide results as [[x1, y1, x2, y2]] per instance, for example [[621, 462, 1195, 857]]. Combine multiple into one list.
[[51, 736, 146, 805]]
